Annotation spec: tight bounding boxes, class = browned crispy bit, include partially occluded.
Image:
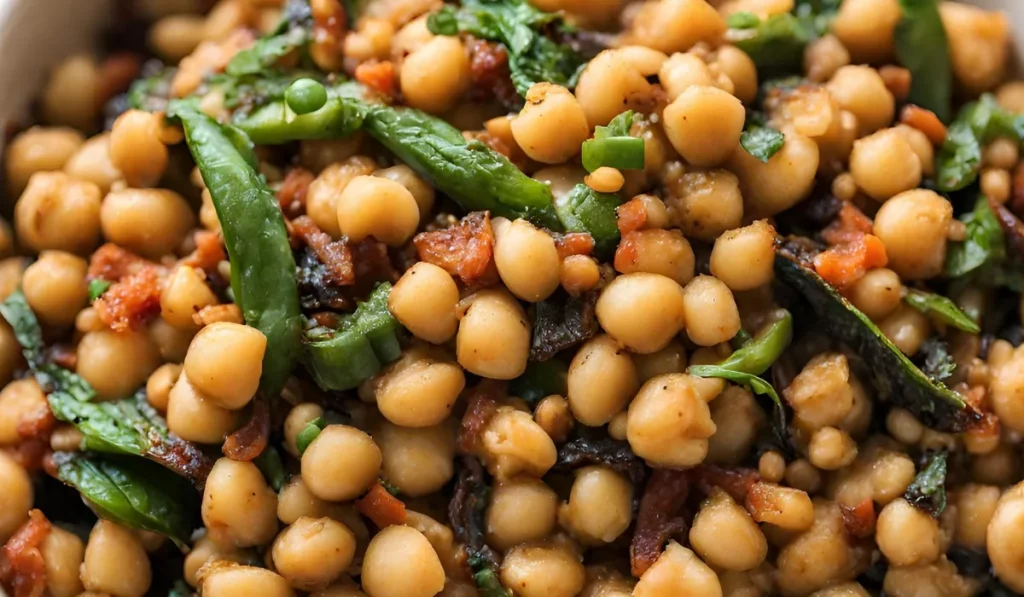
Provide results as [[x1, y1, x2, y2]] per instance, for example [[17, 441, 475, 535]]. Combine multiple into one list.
[[631, 469, 690, 577], [223, 397, 269, 462], [193, 304, 243, 327], [900, 104, 948, 146], [291, 215, 356, 286], [457, 379, 506, 455], [839, 498, 876, 540], [879, 65, 911, 102], [414, 211, 498, 286], [616, 196, 648, 236], [0, 509, 51, 597], [277, 167, 316, 217], [93, 266, 162, 332]]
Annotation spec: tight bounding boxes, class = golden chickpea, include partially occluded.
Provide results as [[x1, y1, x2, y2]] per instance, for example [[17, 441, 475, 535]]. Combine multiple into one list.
[[596, 273, 686, 354], [500, 541, 587, 597], [614, 229, 695, 286], [143, 363, 180, 413], [4, 126, 85, 195], [161, 265, 219, 330], [511, 83, 590, 164], [183, 535, 248, 587], [373, 164, 435, 219], [41, 55, 100, 130], [663, 86, 745, 167], [804, 34, 851, 84], [629, 0, 726, 54], [709, 220, 776, 291], [659, 52, 715, 101], [681, 275, 741, 346], [893, 124, 935, 177], [559, 466, 634, 544], [311, 579, 368, 597], [940, 3, 1009, 96], [202, 458, 279, 548], [0, 379, 48, 445], [362, 525, 446, 597], [149, 14, 207, 60], [101, 188, 195, 259], [81, 520, 152, 597], [567, 334, 639, 426], [0, 451, 32, 541], [374, 349, 464, 428], [758, 451, 786, 484], [305, 156, 377, 237], [184, 322, 266, 410], [982, 168, 1012, 204], [808, 426, 858, 470], [627, 374, 716, 468], [826, 66, 895, 134], [775, 500, 853, 595], [0, 320, 21, 388], [849, 129, 922, 201], [284, 403, 325, 457], [336, 175, 420, 246], [586, 167, 625, 193], [997, 81, 1024, 114], [200, 563, 295, 597], [664, 168, 743, 241], [21, 251, 88, 328], [876, 498, 941, 567], [64, 133, 123, 194], [729, 132, 820, 218], [831, 0, 900, 63], [40, 525, 85, 597], [15, 172, 101, 255], [276, 477, 349, 525], [713, 45, 758, 104], [149, 317, 196, 363], [493, 218, 561, 302], [302, 425, 381, 501], [272, 517, 356, 591], [632, 340, 687, 384], [377, 420, 455, 497], [705, 385, 766, 465], [457, 288, 530, 379], [400, 36, 471, 114], [877, 304, 931, 356], [487, 478, 559, 550], [784, 353, 854, 430], [561, 255, 601, 295], [388, 262, 458, 344], [873, 189, 952, 280], [481, 407, 557, 480], [110, 110, 169, 188], [574, 49, 659, 128], [989, 348, 1024, 434], [847, 267, 902, 321], [634, 541, 721, 597], [952, 483, 999, 550], [535, 394, 574, 442], [690, 490, 767, 571], [166, 372, 240, 443], [77, 329, 161, 401]]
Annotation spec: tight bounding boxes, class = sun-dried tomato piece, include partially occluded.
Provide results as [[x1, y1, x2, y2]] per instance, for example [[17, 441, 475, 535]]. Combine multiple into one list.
[[555, 233, 595, 259], [356, 483, 408, 528], [821, 202, 874, 247], [414, 212, 498, 286], [631, 469, 689, 577], [813, 234, 888, 289], [291, 216, 355, 286], [93, 266, 163, 332], [616, 197, 648, 236], [277, 167, 315, 217], [0, 509, 51, 597], [182, 230, 227, 276], [458, 380, 505, 455], [355, 60, 397, 98], [467, 38, 519, 110], [87, 243, 153, 282], [691, 465, 760, 503], [900, 105, 947, 146], [840, 498, 876, 540], [222, 397, 270, 462]]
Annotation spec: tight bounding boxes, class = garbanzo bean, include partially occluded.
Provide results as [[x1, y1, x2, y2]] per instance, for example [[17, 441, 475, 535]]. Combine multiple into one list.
[[457, 288, 530, 379], [940, 3, 1009, 96], [487, 477, 559, 550], [712, 45, 758, 104], [659, 52, 714, 101], [783, 353, 854, 431], [161, 265, 219, 330], [149, 317, 196, 363], [374, 348, 464, 427], [831, 0, 900, 64], [149, 14, 207, 60], [500, 540, 587, 597], [775, 500, 854, 595], [301, 425, 381, 501], [202, 458, 279, 548], [77, 328, 161, 401], [101, 188, 195, 259], [0, 378, 48, 445], [634, 541, 721, 597], [804, 34, 850, 84], [628, 0, 726, 54], [110, 110, 169, 188], [876, 498, 941, 567], [512, 83, 590, 164], [15, 172, 102, 255], [627, 374, 716, 468], [705, 385, 766, 465], [166, 372, 240, 443], [729, 131, 820, 218], [305, 156, 377, 237], [596, 273, 686, 354], [21, 251, 88, 327], [847, 267, 902, 321], [40, 525, 86, 597], [559, 466, 634, 545], [283, 403, 325, 457], [81, 520, 152, 597], [373, 164, 435, 219], [877, 303, 931, 356], [64, 133, 123, 194], [4, 126, 85, 195], [664, 168, 743, 242], [41, 55, 99, 130], [493, 218, 561, 302], [183, 535, 248, 587], [663, 86, 745, 167], [632, 340, 686, 384], [953, 483, 999, 550], [336, 175, 420, 246], [808, 426, 858, 470], [849, 128, 922, 201], [200, 563, 296, 597], [272, 517, 357, 591], [561, 255, 601, 295], [690, 489, 767, 571], [614, 229, 695, 286], [361, 525, 446, 597], [276, 477, 352, 526], [400, 36, 471, 114], [376, 420, 456, 497], [873, 189, 952, 280], [482, 407, 558, 479], [681, 275, 741, 346], [574, 48, 659, 128], [567, 334, 639, 426], [184, 322, 266, 410], [826, 66, 895, 135], [709, 220, 776, 291], [0, 451, 32, 541]]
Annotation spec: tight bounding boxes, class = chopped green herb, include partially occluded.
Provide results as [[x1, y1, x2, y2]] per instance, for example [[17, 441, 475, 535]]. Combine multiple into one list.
[[296, 417, 327, 455], [904, 451, 948, 517], [741, 122, 786, 163], [904, 289, 980, 333], [88, 279, 112, 303], [894, 0, 952, 122]]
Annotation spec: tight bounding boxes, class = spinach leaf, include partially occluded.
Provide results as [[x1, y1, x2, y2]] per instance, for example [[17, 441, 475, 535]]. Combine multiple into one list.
[[727, 12, 818, 72], [553, 184, 621, 257], [474, 568, 512, 597], [226, 0, 313, 77], [936, 121, 982, 192], [904, 289, 980, 333], [741, 121, 786, 163], [946, 195, 1004, 278], [530, 290, 599, 362], [509, 359, 568, 405], [904, 451, 948, 517], [894, 0, 952, 122], [54, 452, 200, 549], [126, 67, 176, 113], [582, 111, 645, 172]]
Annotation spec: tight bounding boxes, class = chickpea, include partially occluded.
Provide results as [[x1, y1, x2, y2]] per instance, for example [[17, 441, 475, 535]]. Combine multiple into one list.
[[940, 3, 1009, 95], [729, 131, 820, 218], [337, 175, 420, 247], [77, 328, 161, 401], [988, 348, 1024, 434], [828, 442, 916, 506], [627, 374, 716, 468], [304, 156, 377, 236], [876, 498, 941, 567], [952, 483, 999, 549], [202, 458, 279, 548], [81, 520, 152, 597], [487, 478, 559, 550], [344, 17, 395, 62], [481, 407, 557, 479], [149, 317, 196, 363], [535, 395, 574, 442], [892, 124, 935, 177], [302, 425, 381, 501], [690, 490, 767, 571], [877, 304, 931, 356], [0, 378, 50, 446], [804, 34, 851, 84], [706, 385, 766, 465], [558, 466, 633, 545], [712, 46, 758, 104], [377, 420, 456, 497], [681, 275, 741, 346], [457, 288, 530, 379], [374, 349, 464, 428], [709, 220, 776, 291], [64, 133, 123, 194], [632, 340, 687, 384], [847, 267, 902, 321], [110, 110, 169, 188], [663, 86, 744, 167], [400, 36, 470, 113], [284, 403, 325, 457], [831, 0, 900, 63], [972, 443, 1019, 485], [596, 273, 686, 354], [166, 372, 240, 443], [775, 500, 854, 595], [271, 517, 356, 591], [0, 452, 32, 541], [183, 535, 249, 587], [784, 352, 854, 431], [585, 167, 625, 194], [567, 334, 639, 427], [808, 427, 858, 470], [0, 321, 22, 388], [373, 164, 435, 219], [21, 251, 88, 328], [634, 541, 721, 597], [998, 81, 1024, 114], [493, 218, 561, 302], [614, 229, 695, 286], [984, 481, 1024, 592], [659, 52, 714, 101], [511, 83, 589, 164], [882, 557, 978, 597], [826, 66, 895, 136], [41, 55, 99, 130], [161, 265, 219, 330], [101, 188, 195, 259], [561, 255, 601, 295], [200, 563, 295, 597], [362, 525, 445, 597], [15, 172, 101, 255], [849, 129, 922, 201], [184, 322, 266, 410], [574, 49, 659, 128], [40, 525, 85, 597], [4, 126, 85, 195], [501, 540, 587, 597], [629, 0, 726, 54], [758, 451, 786, 484], [312, 579, 368, 597], [149, 14, 206, 60], [388, 263, 458, 344]]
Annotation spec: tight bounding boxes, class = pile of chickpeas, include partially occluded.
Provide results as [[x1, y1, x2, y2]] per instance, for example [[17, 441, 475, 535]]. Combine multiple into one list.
[[3, 0, 1024, 596]]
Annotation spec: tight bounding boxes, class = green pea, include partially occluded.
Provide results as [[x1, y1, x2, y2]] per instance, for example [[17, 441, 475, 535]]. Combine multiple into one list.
[[285, 78, 328, 115]]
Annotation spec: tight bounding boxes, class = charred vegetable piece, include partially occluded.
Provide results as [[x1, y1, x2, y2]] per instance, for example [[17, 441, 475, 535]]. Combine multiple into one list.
[[449, 456, 508, 596], [904, 289, 980, 333], [509, 359, 568, 405], [554, 184, 621, 258], [937, 95, 1024, 191], [775, 252, 979, 431], [918, 337, 956, 383], [172, 102, 303, 400], [945, 195, 1024, 291], [904, 451, 948, 517], [554, 435, 647, 488], [530, 290, 599, 361], [53, 452, 200, 549], [894, 0, 952, 122]]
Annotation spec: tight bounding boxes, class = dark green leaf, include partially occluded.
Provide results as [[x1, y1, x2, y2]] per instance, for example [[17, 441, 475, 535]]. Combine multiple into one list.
[[254, 447, 288, 492], [741, 124, 786, 163], [296, 417, 326, 455], [919, 337, 956, 383], [728, 12, 817, 72], [474, 568, 512, 597], [226, 0, 313, 77], [54, 452, 200, 549], [169, 579, 192, 597], [509, 359, 568, 405], [715, 311, 793, 375], [904, 451, 948, 517], [963, 94, 1023, 143], [904, 289, 980, 333], [126, 68, 176, 113], [553, 184, 620, 257], [88, 279, 112, 303], [688, 365, 783, 408], [427, 5, 460, 35], [894, 0, 952, 122], [581, 136, 645, 173], [946, 195, 1004, 278], [596, 111, 635, 139], [530, 290, 599, 362], [726, 10, 760, 28]]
